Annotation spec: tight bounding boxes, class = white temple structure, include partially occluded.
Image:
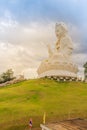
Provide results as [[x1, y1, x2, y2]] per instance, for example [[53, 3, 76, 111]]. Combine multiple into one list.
[[37, 22, 78, 81]]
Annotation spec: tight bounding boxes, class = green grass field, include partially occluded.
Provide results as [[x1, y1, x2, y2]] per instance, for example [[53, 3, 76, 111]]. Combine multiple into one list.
[[0, 78, 87, 130]]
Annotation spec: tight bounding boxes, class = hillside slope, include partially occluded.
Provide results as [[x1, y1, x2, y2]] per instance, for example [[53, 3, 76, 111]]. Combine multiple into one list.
[[0, 79, 87, 130]]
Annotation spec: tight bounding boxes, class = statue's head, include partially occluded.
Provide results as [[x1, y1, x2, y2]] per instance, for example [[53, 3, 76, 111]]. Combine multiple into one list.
[[55, 22, 68, 38]]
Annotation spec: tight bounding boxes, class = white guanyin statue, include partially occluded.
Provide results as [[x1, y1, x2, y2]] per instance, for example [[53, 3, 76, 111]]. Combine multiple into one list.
[[47, 22, 73, 62], [37, 22, 78, 79]]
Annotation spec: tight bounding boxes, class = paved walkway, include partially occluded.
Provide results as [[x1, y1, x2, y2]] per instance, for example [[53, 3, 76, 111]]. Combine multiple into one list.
[[41, 118, 87, 130]]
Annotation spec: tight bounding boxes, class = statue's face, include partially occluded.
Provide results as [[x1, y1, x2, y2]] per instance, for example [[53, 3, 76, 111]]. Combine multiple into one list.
[[55, 25, 63, 37], [55, 23, 67, 38]]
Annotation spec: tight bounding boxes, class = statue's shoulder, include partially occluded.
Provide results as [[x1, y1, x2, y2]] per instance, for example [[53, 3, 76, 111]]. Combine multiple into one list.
[[61, 34, 72, 44]]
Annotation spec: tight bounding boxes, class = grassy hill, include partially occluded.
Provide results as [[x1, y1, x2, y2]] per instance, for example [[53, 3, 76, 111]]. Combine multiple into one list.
[[0, 78, 87, 130]]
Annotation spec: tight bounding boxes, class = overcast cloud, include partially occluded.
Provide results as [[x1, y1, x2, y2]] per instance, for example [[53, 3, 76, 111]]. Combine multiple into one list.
[[0, 0, 87, 78]]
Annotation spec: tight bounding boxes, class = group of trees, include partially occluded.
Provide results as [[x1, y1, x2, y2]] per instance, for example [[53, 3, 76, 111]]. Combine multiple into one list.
[[0, 69, 14, 83]]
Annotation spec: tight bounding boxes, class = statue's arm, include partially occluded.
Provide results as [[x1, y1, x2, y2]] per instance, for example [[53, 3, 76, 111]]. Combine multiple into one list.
[[56, 40, 60, 50]]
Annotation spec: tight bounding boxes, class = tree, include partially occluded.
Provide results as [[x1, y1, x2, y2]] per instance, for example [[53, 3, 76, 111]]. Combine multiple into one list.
[[83, 62, 87, 81], [0, 69, 14, 83]]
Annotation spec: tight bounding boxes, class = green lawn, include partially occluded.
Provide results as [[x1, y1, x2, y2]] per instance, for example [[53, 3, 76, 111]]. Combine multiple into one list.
[[0, 78, 87, 130]]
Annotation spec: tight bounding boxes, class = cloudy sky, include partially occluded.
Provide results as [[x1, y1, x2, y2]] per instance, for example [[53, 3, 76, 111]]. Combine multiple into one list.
[[0, 0, 87, 78]]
